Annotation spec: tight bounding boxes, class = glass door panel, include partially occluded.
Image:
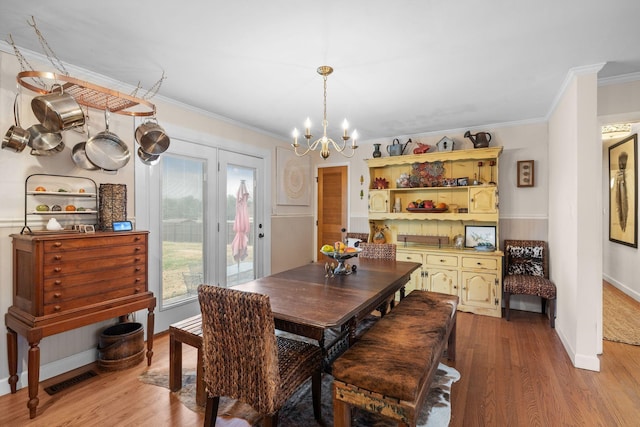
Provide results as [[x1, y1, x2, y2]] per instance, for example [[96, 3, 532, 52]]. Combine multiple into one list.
[[161, 155, 205, 306], [219, 150, 265, 287], [225, 166, 255, 286]]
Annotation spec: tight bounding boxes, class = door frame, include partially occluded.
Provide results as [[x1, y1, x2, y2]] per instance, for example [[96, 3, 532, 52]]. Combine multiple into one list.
[[314, 160, 351, 261], [135, 122, 272, 333]]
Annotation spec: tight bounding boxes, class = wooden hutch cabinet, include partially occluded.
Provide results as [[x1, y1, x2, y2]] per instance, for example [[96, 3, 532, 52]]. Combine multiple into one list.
[[367, 146, 503, 318], [5, 231, 156, 419]]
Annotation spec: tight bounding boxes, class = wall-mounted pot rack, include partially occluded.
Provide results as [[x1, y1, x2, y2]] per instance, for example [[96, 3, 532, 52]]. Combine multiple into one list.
[[17, 70, 156, 117]]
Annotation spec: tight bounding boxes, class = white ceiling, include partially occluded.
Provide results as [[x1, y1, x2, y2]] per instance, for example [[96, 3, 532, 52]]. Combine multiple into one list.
[[1, 1, 640, 142]]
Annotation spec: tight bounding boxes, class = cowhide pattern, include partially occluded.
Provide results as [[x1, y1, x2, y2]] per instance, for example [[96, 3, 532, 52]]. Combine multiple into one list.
[[507, 245, 544, 277]]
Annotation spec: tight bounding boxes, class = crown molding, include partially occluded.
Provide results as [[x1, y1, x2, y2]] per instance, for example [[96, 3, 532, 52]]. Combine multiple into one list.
[[598, 71, 640, 87], [545, 63, 606, 121]]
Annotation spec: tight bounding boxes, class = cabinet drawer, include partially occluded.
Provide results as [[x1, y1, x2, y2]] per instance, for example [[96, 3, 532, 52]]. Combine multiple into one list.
[[44, 265, 146, 289], [44, 244, 146, 265], [425, 254, 458, 267], [42, 233, 147, 253], [44, 277, 146, 304], [462, 256, 498, 270], [44, 286, 147, 315], [396, 252, 423, 263], [43, 254, 145, 275]]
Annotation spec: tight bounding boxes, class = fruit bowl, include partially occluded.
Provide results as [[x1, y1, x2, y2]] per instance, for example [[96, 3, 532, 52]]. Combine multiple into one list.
[[320, 248, 362, 275]]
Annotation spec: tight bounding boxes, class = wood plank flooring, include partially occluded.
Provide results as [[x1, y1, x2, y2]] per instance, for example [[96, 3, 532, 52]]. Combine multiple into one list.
[[1, 305, 639, 426]]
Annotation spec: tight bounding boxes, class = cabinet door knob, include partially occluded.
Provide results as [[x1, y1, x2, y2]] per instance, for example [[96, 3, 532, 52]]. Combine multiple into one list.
[[440, 259, 445, 263], [477, 262, 482, 265]]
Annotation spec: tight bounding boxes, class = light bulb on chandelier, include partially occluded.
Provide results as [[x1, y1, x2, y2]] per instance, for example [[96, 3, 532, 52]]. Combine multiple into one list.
[[291, 66, 358, 159]]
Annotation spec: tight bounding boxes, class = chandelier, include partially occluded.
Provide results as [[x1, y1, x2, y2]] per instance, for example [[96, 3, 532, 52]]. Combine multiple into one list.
[[292, 66, 358, 159]]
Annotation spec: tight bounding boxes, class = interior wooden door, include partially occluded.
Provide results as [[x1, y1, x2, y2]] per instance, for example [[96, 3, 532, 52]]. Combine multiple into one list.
[[317, 165, 347, 259]]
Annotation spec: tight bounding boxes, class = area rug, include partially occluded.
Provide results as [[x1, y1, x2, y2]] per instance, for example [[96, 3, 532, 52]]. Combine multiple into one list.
[[603, 284, 640, 346], [139, 363, 460, 426]]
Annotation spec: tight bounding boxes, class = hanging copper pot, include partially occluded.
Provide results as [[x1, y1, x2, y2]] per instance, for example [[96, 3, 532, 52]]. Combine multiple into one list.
[[31, 84, 85, 132], [2, 93, 29, 153]]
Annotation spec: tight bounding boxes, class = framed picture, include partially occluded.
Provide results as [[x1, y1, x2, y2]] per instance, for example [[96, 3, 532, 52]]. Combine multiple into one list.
[[457, 177, 468, 186], [609, 134, 638, 248], [276, 146, 311, 205], [464, 225, 496, 248], [517, 160, 534, 187]]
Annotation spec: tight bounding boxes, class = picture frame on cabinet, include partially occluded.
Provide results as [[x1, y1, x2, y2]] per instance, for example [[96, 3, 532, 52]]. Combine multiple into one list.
[[465, 225, 496, 248], [517, 160, 534, 187], [457, 177, 468, 186], [608, 134, 637, 248]]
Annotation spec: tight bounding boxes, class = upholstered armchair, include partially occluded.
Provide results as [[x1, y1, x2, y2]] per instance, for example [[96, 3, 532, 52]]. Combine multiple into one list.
[[198, 285, 323, 426], [503, 240, 557, 328]]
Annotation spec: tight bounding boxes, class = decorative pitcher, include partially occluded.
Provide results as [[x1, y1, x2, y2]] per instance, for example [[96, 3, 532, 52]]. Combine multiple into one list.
[[372, 143, 382, 158]]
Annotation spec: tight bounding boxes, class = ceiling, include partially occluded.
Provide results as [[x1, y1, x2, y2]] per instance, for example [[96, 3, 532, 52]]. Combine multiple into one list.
[[1, 1, 640, 142]]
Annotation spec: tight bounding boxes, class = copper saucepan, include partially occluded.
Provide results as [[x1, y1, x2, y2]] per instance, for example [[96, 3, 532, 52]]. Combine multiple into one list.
[[135, 117, 170, 155], [2, 93, 29, 153], [31, 84, 85, 132]]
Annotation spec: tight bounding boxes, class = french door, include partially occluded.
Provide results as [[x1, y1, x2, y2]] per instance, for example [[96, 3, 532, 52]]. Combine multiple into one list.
[[137, 138, 266, 331]]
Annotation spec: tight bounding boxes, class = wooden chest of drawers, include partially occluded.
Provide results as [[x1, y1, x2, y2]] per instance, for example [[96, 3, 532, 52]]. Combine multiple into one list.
[[12, 232, 149, 317], [6, 231, 156, 419]]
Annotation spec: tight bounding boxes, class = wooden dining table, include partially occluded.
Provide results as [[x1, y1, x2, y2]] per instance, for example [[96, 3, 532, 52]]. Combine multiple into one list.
[[169, 257, 420, 402], [233, 257, 421, 356]]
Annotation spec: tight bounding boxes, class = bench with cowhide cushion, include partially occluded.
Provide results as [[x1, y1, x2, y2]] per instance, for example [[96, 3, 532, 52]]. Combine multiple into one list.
[[332, 290, 458, 427]]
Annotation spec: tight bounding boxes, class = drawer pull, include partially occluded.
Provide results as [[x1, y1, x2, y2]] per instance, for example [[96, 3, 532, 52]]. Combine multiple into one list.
[[54, 267, 62, 273], [54, 293, 61, 298], [54, 255, 62, 260], [134, 287, 140, 293], [135, 277, 141, 282], [54, 242, 62, 247], [440, 259, 445, 263], [477, 262, 482, 265], [54, 280, 62, 285], [54, 305, 61, 311], [134, 236, 141, 241], [135, 246, 142, 251], [134, 257, 141, 262], [135, 267, 141, 272]]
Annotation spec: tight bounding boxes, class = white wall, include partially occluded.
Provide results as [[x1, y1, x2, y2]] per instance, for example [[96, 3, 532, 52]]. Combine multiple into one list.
[[548, 66, 603, 371], [598, 79, 640, 301]]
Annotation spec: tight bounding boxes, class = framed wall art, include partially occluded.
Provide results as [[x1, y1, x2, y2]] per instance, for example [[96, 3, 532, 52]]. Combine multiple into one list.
[[464, 225, 496, 248], [517, 160, 534, 187], [276, 146, 311, 206], [609, 134, 638, 248]]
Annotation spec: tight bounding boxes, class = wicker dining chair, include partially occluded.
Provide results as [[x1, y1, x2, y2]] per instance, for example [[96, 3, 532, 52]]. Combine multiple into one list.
[[359, 242, 398, 315], [198, 285, 323, 427], [503, 240, 557, 328], [358, 242, 396, 260]]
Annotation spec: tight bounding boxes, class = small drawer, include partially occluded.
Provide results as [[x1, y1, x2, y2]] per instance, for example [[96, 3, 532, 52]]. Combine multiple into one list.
[[396, 252, 423, 263], [462, 256, 498, 270], [425, 254, 458, 267]]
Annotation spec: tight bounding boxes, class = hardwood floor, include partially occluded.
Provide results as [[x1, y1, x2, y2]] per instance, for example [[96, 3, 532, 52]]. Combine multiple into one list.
[[1, 309, 639, 426]]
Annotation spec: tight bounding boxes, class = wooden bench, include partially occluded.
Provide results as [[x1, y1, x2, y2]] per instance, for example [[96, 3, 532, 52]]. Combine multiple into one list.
[[169, 314, 206, 407], [332, 290, 458, 427]]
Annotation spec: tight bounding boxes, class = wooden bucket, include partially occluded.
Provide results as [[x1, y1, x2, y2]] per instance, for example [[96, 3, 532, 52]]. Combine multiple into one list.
[[97, 322, 144, 371]]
